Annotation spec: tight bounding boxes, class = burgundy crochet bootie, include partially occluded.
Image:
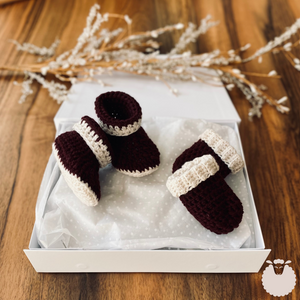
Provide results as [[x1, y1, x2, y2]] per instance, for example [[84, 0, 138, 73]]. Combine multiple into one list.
[[53, 116, 113, 206], [95, 91, 160, 177], [166, 130, 245, 234], [172, 129, 244, 177]]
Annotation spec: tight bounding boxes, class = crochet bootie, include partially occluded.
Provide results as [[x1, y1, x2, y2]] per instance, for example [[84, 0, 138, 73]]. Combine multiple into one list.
[[167, 154, 244, 234], [95, 91, 160, 177], [53, 116, 113, 206], [167, 130, 245, 234], [173, 129, 244, 178]]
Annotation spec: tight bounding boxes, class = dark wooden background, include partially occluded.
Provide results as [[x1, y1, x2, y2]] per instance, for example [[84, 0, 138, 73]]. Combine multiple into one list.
[[0, 0, 299, 299]]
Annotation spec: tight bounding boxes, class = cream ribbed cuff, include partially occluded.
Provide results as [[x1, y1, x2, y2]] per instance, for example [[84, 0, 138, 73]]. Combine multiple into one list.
[[200, 129, 244, 174], [166, 154, 219, 198], [99, 118, 141, 136], [73, 120, 112, 168]]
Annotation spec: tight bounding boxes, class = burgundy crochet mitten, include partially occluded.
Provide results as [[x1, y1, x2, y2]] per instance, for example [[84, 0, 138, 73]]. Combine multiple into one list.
[[53, 116, 113, 206], [167, 154, 244, 234], [173, 129, 244, 178], [95, 91, 160, 177]]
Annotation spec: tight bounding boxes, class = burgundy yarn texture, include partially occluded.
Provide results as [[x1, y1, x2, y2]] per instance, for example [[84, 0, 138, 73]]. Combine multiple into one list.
[[95, 91, 142, 128], [54, 130, 101, 200], [179, 173, 243, 234], [95, 91, 160, 175], [171, 132, 244, 234], [107, 127, 160, 173]]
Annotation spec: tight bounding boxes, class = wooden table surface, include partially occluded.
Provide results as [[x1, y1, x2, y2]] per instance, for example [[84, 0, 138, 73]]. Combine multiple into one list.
[[0, 0, 299, 299]]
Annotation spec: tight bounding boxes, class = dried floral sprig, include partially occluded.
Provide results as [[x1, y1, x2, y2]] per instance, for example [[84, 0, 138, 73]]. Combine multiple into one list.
[[243, 19, 300, 63], [10, 38, 60, 62], [170, 16, 219, 55], [0, 4, 299, 119]]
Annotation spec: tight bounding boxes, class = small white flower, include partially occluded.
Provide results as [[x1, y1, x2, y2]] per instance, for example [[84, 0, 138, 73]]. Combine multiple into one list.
[[249, 84, 257, 94], [201, 62, 210, 67], [124, 15, 132, 24], [175, 23, 184, 29], [235, 55, 242, 62], [258, 84, 268, 90], [283, 42, 292, 51], [232, 68, 241, 74], [150, 31, 158, 38], [182, 51, 191, 57], [41, 67, 49, 75], [103, 13, 109, 21], [277, 96, 288, 104], [226, 84, 235, 91], [278, 105, 290, 112], [145, 48, 153, 53], [293, 58, 300, 64], [240, 43, 251, 51], [268, 70, 277, 76], [78, 59, 86, 66], [228, 49, 235, 56], [94, 4, 100, 10], [175, 68, 183, 73]]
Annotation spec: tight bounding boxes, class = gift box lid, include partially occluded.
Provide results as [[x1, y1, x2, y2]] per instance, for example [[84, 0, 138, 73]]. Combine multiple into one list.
[[54, 71, 241, 129]]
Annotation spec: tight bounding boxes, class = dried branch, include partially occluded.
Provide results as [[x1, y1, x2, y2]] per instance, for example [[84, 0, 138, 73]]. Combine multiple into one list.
[[1, 4, 299, 119]]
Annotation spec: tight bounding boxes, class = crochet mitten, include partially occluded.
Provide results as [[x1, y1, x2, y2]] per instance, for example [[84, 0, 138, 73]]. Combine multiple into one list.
[[53, 116, 113, 206], [173, 129, 244, 178], [95, 91, 160, 177], [167, 155, 244, 234]]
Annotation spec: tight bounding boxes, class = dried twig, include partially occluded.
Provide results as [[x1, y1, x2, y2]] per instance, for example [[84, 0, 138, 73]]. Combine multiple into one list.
[[0, 4, 298, 119]]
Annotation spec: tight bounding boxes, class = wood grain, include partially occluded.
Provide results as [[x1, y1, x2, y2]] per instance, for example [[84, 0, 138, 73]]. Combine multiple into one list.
[[0, 0, 299, 299]]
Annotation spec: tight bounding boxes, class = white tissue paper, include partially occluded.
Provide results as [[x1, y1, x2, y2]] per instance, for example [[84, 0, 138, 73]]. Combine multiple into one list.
[[36, 117, 254, 250]]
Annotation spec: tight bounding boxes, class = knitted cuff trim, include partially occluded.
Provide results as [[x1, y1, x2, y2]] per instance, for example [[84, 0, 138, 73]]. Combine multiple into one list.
[[166, 154, 219, 198], [73, 119, 112, 168], [53, 145, 99, 206], [199, 129, 244, 174], [117, 164, 160, 177], [99, 118, 142, 137], [95, 91, 142, 137]]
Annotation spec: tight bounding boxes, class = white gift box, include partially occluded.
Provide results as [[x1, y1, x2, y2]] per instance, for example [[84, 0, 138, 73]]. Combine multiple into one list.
[[24, 72, 270, 273]]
